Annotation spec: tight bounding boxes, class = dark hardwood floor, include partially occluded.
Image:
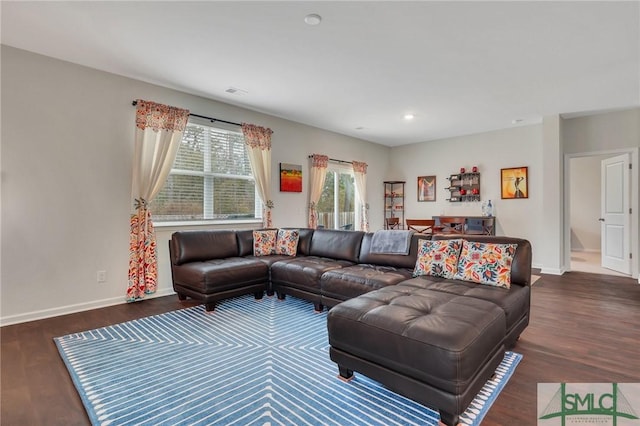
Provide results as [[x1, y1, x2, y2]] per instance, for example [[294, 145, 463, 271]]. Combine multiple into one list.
[[2, 271, 639, 425]]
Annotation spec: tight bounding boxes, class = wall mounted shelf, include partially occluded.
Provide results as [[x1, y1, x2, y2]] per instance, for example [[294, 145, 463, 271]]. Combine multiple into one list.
[[445, 172, 480, 202]]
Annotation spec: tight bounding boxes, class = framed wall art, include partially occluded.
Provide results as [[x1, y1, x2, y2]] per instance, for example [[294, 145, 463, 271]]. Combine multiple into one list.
[[280, 163, 302, 192], [417, 175, 436, 202], [501, 167, 528, 199]]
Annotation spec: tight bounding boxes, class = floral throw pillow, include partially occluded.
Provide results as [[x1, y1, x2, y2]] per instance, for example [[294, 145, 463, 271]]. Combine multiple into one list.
[[275, 229, 300, 256], [454, 241, 517, 288], [413, 239, 463, 279], [253, 230, 277, 256]]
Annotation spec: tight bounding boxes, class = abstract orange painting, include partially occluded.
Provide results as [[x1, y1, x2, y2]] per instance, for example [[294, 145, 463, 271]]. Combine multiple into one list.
[[280, 163, 302, 192], [501, 167, 528, 199]]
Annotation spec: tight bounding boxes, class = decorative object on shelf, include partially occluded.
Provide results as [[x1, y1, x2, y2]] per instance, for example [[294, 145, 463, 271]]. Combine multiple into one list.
[[482, 200, 493, 217], [384, 181, 405, 229], [280, 163, 302, 192], [417, 175, 436, 202], [445, 168, 480, 202], [501, 167, 528, 199]]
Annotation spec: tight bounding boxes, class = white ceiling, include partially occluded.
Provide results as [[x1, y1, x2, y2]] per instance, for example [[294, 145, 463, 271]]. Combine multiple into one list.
[[2, 1, 639, 146]]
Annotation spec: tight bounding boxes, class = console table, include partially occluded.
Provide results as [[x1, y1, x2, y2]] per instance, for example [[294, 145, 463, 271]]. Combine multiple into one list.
[[432, 215, 495, 235]]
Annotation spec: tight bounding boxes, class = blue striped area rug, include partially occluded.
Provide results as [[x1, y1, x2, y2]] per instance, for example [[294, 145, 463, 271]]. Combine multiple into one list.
[[55, 295, 521, 426]]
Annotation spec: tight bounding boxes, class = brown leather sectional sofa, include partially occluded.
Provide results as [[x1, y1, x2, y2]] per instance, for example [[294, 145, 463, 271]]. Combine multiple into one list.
[[169, 228, 428, 312], [169, 227, 532, 425]]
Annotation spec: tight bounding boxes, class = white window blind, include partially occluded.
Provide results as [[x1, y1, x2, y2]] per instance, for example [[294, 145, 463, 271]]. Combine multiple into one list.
[[150, 120, 259, 222]]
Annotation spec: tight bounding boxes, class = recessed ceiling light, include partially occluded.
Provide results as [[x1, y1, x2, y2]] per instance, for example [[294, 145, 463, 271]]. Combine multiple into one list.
[[304, 14, 322, 25], [403, 114, 415, 120], [355, 126, 364, 130], [512, 118, 524, 124]]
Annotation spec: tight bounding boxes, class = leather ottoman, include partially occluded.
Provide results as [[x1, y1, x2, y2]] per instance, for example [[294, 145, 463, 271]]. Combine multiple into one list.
[[327, 284, 506, 426]]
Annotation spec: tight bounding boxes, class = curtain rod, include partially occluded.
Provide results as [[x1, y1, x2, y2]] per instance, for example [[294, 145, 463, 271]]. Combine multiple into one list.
[[308, 155, 353, 165], [131, 100, 242, 127]]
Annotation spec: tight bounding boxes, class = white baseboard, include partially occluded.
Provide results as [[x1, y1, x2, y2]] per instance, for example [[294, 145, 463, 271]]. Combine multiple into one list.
[[571, 248, 601, 253], [540, 267, 565, 275], [0, 288, 176, 327]]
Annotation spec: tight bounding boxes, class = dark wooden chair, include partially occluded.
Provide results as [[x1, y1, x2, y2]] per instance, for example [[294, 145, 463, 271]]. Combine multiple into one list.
[[435, 217, 466, 234], [406, 219, 435, 234], [385, 217, 400, 230]]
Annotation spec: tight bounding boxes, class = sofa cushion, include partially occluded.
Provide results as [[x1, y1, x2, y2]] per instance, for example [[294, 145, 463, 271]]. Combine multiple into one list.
[[358, 233, 430, 268], [283, 227, 314, 256], [309, 229, 364, 262], [171, 230, 239, 265], [413, 239, 463, 279], [454, 241, 517, 288], [321, 264, 413, 302], [271, 256, 354, 292], [397, 276, 530, 333], [275, 229, 300, 256], [236, 229, 255, 257], [253, 230, 277, 256], [244, 254, 294, 267], [172, 257, 268, 293]]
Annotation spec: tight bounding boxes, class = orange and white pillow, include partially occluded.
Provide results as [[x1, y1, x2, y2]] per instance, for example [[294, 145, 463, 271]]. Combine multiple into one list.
[[253, 229, 300, 256], [253, 230, 277, 256], [275, 229, 300, 256], [454, 241, 517, 288], [413, 239, 463, 279]]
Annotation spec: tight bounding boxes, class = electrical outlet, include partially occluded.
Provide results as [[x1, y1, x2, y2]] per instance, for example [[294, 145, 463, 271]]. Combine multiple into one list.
[[97, 270, 107, 283]]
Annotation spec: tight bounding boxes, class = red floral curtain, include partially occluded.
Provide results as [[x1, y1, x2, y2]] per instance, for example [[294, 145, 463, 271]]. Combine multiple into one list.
[[127, 100, 189, 301], [241, 123, 274, 228]]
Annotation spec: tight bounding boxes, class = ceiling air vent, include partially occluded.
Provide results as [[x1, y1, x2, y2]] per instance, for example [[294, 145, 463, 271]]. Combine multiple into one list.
[[225, 87, 248, 96]]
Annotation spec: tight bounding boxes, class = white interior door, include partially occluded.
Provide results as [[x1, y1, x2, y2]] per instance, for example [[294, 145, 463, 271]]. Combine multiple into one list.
[[601, 154, 631, 274]]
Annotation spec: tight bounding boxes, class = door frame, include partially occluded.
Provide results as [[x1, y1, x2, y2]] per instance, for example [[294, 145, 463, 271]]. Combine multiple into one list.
[[563, 147, 639, 281]]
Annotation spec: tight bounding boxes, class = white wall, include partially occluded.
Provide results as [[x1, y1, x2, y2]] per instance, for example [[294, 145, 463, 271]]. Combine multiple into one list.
[[563, 109, 640, 154], [569, 155, 608, 251], [0, 46, 391, 324], [389, 125, 544, 267], [2, 45, 638, 325], [540, 115, 564, 275]]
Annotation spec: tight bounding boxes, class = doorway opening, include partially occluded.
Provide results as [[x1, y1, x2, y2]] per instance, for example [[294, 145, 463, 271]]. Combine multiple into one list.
[[565, 148, 638, 279]]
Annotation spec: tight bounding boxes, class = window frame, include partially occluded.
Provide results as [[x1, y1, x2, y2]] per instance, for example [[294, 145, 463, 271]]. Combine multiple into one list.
[[151, 118, 262, 227], [317, 163, 361, 230]]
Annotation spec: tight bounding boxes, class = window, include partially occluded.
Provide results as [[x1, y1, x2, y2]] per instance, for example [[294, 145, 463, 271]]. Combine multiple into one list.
[[316, 165, 359, 230], [150, 119, 259, 222]]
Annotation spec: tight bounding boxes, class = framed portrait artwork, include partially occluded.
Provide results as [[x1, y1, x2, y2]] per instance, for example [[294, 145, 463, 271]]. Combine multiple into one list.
[[417, 175, 436, 202], [280, 163, 302, 192], [501, 167, 528, 199]]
